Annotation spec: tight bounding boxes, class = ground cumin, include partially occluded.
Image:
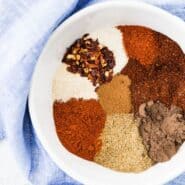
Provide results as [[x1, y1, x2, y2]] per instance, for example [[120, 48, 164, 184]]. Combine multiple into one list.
[[53, 98, 106, 161], [96, 74, 132, 115], [156, 33, 185, 64]]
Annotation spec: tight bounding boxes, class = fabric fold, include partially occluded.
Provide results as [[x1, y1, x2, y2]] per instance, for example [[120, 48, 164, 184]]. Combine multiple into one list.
[[0, 0, 185, 184]]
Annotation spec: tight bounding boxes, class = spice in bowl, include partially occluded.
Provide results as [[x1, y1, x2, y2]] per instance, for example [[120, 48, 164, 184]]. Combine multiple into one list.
[[53, 98, 106, 160], [96, 74, 132, 114], [52, 25, 185, 173], [62, 34, 115, 86], [139, 101, 185, 162]]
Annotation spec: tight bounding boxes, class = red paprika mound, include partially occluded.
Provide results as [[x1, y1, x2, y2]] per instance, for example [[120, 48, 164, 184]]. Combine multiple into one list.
[[53, 98, 106, 161], [118, 25, 158, 65]]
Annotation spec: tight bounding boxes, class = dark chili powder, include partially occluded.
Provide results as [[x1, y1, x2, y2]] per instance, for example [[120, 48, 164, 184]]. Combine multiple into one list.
[[173, 80, 185, 110], [53, 98, 106, 161], [120, 26, 185, 113]]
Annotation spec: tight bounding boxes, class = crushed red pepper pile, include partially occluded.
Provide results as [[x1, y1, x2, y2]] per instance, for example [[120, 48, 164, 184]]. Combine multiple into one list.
[[62, 34, 115, 86]]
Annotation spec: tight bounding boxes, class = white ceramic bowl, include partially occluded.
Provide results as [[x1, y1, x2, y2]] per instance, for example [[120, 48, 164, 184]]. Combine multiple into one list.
[[29, 1, 185, 185]]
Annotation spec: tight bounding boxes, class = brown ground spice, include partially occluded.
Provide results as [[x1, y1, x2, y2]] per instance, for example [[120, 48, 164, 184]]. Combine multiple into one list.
[[139, 101, 185, 162], [96, 74, 132, 115], [53, 98, 106, 161], [123, 59, 185, 112], [173, 80, 185, 110], [156, 33, 185, 64]]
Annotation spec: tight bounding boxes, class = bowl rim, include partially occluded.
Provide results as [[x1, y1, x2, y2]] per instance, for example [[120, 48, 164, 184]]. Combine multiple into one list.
[[29, 1, 185, 185]]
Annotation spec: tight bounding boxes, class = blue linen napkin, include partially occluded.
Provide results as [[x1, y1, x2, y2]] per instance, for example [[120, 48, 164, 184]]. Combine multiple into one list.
[[0, 0, 185, 184]]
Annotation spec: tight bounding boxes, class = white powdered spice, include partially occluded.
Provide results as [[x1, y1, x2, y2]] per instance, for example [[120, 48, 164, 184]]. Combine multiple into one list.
[[94, 114, 153, 172], [52, 63, 97, 102], [53, 27, 127, 101], [90, 27, 128, 74]]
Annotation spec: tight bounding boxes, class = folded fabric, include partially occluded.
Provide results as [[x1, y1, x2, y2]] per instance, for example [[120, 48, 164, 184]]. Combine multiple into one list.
[[0, 0, 185, 185]]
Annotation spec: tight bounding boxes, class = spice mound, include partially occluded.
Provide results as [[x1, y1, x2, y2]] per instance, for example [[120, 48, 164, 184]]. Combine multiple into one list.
[[118, 25, 158, 65], [121, 54, 185, 113], [118, 25, 184, 66], [94, 114, 153, 172], [139, 101, 185, 162], [62, 34, 115, 86], [97, 74, 132, 115], [52, 25, 185, 173], [53, 98, 106, 160]]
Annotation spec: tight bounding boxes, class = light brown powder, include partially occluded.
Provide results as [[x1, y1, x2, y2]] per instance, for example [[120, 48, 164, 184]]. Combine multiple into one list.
[[94, 114, 153, 172], [96, 75, 132, 115]]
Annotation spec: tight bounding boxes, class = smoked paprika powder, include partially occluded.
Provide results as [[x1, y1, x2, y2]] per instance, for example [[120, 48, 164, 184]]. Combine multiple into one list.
[[53, 98, 106, 161]]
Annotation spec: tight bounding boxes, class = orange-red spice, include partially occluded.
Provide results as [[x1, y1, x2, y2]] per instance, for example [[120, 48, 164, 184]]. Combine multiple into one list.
[[118, 25, 184, 66], [118, 25, 158, 65], [53, 98, 106, 161]]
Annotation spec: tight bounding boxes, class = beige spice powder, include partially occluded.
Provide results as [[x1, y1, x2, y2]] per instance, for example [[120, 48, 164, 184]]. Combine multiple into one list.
[[96, 74, 132, 115], [94, 114, 153, 172]]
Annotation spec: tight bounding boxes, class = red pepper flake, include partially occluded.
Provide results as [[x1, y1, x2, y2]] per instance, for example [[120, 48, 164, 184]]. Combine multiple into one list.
[[62, 34, 115, 86]]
